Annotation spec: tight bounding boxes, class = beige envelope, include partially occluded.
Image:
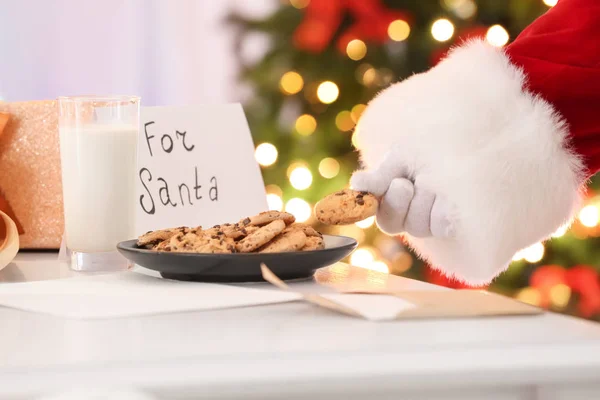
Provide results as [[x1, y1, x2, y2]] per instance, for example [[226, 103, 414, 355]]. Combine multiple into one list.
[[261, 263, 542, 321]]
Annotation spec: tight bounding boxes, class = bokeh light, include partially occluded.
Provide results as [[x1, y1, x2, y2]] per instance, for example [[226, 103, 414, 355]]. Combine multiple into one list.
[[486, 25, 509, 47], [445, 0, 477, 19], [289, 166, 313, 190], [339, 225, 366, 243], [295, 114, 317, 136], [335, 111, 355, 131], [523, 242, 545, 263], [346, 39, 367, 61], [317, 81, 339, 104], [318, 157, 340, 179], [579, 205, 599, 227], [368, 261, 390, 274], [266, 193, 283, 211], [387, 20, 410, 41], [351, 104, 367, 123], [431, 18, 455, 42], [350, 247, 375, 267], [254, 143, 278, 166], [351, 131, 361, 148], [265, 184, 282, 197], [290, 0, 310, 9], [361, 68, 378, 86], [551, 225, 569, 238], [286, 160, 308, 177], [355, 216, 375, 229], [285, 198, 312, 222], [550, 283, 571, 308], [279, 71, 304, 95], [543, 0, 558, 6], [516, 287, 541, 306]]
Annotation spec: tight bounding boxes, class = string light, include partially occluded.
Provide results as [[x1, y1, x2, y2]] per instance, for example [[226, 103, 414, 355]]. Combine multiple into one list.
[[368, 261, 390, 273], [295, 114, 317, 136], [549, 284, 571, 308], [285, 198, 312, 222], [362, 68, 378, 86], [578, 205, 599, 227], [346, 39, 367, 61], [279, 71, 304, 95], [350, 247, 375, 268], [316, 81, 339, 104], [516, 287, 541, 306], [391, 252, 413, 274], [318, 157, 340, 179], [351, 104, 367, 123], [355, 216, 375, 229], [387, 20, 410, 41], [266, 193, 283, 211], [339, 225, 366, 243], [351, 131, 361, 148], [443, 0, 477, 19], [486, 25, 509, 47], [551, 225, 569, 238], [254, 143, 278, 166], [355, 64, 373, 83], [287, 160, 307, 177], [265, 184, 283, 197], [289, 166, 313, 190], [431, 18, 455, 42], [512, 250, 524, 262], [335, 111, 355, 132], [543, 0, 558, 6], [523, 242, 545, 263], [290, 0, 310, 9], [379, 68, 394, 86]]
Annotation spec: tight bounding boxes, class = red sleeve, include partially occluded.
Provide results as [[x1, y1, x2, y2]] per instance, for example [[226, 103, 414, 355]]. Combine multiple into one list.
[[505, 0, 600, 177]]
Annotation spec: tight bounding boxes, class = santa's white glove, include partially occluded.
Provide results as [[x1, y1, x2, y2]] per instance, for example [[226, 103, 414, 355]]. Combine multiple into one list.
[[350, 151, 454, 238], [350, 40, 585, 285]]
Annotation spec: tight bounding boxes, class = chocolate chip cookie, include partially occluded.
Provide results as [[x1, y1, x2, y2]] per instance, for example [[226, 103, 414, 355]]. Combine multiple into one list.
[[240, 211, 295, 227], [314, 189, 378, 225], [137, 227, 189, 248], [258, 229, 307, 253], [302, 236, 325, 251], [235, 219, 286, 253]]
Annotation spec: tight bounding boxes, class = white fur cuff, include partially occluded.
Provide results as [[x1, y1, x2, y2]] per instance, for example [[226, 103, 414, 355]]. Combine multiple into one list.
[[354, 40, 585, 284]]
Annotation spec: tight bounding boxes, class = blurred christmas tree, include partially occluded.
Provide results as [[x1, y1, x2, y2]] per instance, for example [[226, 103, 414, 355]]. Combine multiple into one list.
[[229, 0, 600, 321]]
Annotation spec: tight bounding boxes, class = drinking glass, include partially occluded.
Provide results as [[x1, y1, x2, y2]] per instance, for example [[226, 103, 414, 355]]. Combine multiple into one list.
[[58, 95, 140, 271]]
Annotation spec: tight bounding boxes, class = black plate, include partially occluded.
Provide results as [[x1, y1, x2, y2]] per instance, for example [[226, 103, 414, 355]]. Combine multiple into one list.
[[117, 235, 357, 282]]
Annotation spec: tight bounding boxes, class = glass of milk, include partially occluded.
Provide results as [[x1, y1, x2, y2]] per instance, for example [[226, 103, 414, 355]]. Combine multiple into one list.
[[58, 95, 140, 271]]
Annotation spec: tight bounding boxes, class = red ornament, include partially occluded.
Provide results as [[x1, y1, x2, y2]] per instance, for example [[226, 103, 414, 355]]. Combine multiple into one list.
[[566, 265, 600, 317], [293, 0, 411, 54]]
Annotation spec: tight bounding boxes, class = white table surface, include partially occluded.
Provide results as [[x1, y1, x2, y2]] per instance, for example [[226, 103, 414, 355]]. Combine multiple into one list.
[[1, 253, 600, 400]]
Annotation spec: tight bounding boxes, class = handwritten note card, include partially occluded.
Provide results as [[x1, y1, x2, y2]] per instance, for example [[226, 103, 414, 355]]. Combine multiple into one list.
[[136, 104, 267, 235]]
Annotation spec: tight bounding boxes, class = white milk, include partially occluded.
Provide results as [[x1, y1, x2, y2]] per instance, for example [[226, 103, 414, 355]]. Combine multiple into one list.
[[59, 125, 138, 252]]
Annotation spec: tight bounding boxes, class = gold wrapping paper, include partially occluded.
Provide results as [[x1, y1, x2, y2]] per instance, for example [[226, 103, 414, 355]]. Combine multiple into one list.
[[0, 101, 63, 249]]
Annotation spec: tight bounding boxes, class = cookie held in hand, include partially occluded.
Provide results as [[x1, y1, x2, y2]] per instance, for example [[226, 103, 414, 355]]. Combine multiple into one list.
[[315, 189, 378, 225]]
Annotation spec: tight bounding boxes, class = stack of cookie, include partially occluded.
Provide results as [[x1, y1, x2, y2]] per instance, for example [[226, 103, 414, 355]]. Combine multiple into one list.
[[137, 211, 325, 254]]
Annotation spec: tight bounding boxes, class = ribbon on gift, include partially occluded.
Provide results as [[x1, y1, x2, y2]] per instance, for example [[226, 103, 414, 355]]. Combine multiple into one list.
[[0, 210, 19, 271], [0, 112, 24, 235]]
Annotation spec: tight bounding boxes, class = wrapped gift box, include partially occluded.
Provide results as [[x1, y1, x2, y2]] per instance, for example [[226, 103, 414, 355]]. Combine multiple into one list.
[[0, 101, 63, 249]]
